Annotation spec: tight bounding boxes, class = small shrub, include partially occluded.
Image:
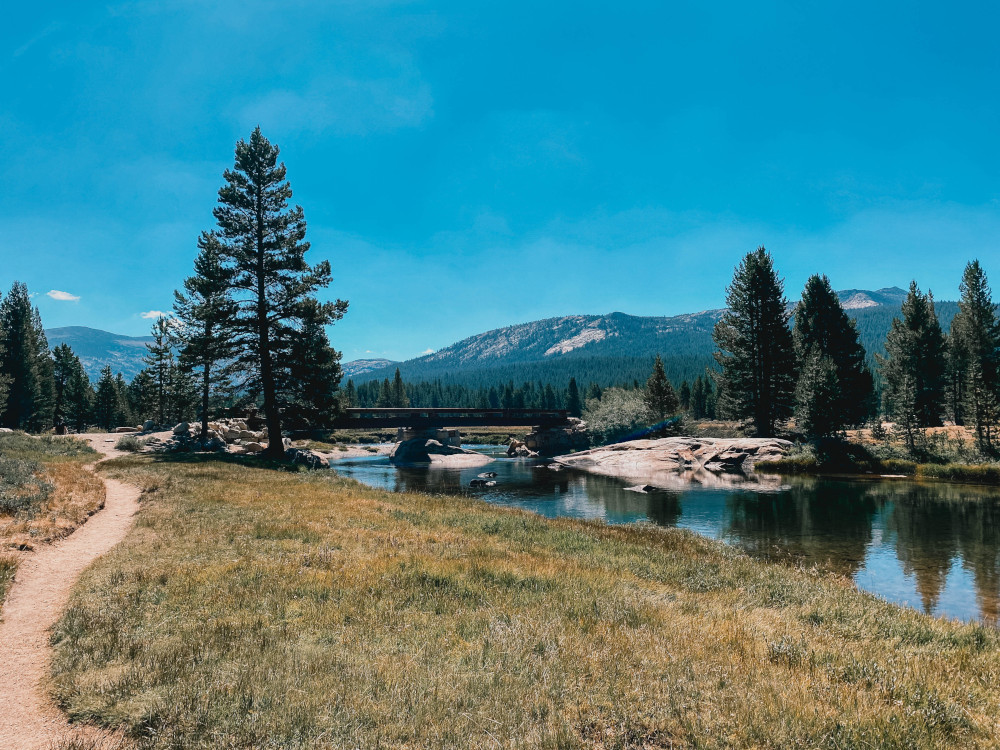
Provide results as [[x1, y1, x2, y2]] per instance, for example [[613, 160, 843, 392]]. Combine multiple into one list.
[[0, 432, 95, 460], [0, 456, 53, 516], [115, 435, 144, 452]]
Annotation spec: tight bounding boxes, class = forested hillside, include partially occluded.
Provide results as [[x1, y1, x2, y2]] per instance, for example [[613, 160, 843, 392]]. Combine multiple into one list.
[[353, 289, 955, 390]]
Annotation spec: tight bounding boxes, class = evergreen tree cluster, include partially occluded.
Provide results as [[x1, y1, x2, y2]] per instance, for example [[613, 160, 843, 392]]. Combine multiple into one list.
[[713, 248, 876, 438], [712, 248, 1000, 446]]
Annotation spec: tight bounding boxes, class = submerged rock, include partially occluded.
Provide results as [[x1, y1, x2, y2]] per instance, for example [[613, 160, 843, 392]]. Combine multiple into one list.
[[554, 437, 791, 489]]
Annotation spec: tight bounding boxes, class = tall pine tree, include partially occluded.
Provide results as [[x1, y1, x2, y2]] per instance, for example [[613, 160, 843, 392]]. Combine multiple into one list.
[[950, 261, 1000, 451], [878, 281, 948, 443], [0, 283, 55, 431], [793, 274, 876, 428], [53, 344, 91, 431], [93, 366, 121, 431], [144, 316, 176, 426], [174, 232, 237, 438], [213, 128, 348, 457], [713, 248, 796, 437], [565, 377, 582, 417], [644, 354, 679, 422], [390, 368, 409, 408]]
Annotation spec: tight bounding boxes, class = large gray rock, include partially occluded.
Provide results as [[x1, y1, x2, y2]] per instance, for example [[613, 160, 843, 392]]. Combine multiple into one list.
[[554, 437, 792, 489], [390, 438, 493, 467], [285, 448, 330, 469], [173, 422, 191, 435], [522, 418, 589, 455]]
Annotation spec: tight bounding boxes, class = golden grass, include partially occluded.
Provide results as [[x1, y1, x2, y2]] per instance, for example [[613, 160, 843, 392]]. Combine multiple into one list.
[[51, 454, 1000, 748], [0, 434, 101, 609], [0, 552, 15, 603], [0, 459, 106, 551]]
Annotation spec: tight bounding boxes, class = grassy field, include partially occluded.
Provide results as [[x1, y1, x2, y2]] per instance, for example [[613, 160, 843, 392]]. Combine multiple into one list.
[[0, 433, 101, 605], [48, 453, 1000, 748]]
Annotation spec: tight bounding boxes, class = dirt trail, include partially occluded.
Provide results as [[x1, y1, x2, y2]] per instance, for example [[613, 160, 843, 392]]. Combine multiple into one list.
[[0, 434, 143, 749]]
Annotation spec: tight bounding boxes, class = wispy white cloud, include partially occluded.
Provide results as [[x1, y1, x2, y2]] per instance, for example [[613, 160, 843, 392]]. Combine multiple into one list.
[[47, 289, 80, 301], [13, 21, 61, 59], [421, 348, 434, 355], [140, 310, 167, 319]]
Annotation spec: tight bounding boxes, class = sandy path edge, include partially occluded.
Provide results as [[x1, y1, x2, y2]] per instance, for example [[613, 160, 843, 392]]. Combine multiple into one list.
[[0, 435, 142, 750]]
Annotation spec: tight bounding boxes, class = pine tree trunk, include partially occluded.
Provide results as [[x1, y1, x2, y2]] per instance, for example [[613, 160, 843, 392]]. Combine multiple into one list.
[[255, 201, 283, 458], [201, 361, 210, 440]]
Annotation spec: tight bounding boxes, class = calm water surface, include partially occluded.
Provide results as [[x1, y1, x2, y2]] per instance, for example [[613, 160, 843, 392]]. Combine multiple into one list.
[[333, 445, 1000, 625]]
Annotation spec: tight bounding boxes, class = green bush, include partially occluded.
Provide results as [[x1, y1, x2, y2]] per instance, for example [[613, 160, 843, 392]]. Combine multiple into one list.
[[0, 456, 53, 516], [115, 435, 144, 452], [584, 388, 656, 444]]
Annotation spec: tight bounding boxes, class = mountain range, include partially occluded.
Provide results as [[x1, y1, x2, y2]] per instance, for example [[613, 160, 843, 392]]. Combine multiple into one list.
[[46, 327, 154, 381], [45, 287, 958, 388], [351, 287, 958, 389]]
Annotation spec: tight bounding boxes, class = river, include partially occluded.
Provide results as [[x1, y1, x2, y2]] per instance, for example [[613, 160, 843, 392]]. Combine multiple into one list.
[[332, 446, 1000, 626]]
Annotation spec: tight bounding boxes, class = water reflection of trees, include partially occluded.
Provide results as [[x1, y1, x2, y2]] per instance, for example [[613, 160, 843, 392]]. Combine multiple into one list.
[[721, 478, 1000, 622], [724, 480, 878, 577], [878, 484, 1000, 622]]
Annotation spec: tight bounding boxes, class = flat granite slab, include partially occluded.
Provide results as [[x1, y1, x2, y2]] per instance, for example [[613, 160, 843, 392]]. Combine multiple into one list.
[[553, 436, 792, 490]]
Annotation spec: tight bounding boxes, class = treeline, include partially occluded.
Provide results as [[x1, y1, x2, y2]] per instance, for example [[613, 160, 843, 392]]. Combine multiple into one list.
[[346, 369, 586, 417], [355, 354, 717, 397], [0, 282, 213, 434], [345, 364, 720, 423], [713, 247, 1000, 448]]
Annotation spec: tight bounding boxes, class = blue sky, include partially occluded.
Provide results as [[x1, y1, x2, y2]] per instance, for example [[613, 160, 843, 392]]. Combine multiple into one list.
[[3, 1, 1000, 361]]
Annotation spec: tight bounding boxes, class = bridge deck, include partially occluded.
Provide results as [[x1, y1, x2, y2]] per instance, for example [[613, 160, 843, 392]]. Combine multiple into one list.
[[333, 408, 570, 429]]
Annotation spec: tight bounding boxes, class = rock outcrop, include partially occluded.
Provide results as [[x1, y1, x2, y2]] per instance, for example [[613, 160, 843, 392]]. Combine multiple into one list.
[[521, 418, 590, 456], [554, 437, 792, 489], [285, 448, 330, 469], [390, 438, 493, 467]]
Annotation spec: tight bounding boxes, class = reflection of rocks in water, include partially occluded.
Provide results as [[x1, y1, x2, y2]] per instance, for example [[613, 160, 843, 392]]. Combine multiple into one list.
[[725, 478, 878, 578], [576, 474, 683, 527]]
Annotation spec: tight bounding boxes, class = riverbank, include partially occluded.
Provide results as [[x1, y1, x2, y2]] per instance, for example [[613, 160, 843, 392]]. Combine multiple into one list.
[[49, 453, 1000, 748], [755, 453, 1000, 485]]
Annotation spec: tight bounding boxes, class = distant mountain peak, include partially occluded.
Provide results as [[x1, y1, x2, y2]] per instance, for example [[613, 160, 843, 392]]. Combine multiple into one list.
[[341, 358, 399, 378], [835, 287, 908, 310]]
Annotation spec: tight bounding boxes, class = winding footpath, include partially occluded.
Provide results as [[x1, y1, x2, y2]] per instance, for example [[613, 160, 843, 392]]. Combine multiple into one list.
[[0, 435, 142, 750]]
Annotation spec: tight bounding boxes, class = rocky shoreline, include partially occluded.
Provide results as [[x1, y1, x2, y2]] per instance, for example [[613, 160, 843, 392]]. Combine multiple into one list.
[[553, 436, 792, 489]]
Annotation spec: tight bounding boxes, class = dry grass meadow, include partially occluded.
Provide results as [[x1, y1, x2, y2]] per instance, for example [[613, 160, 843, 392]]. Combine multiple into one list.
[[0, 434, 101, 605], [44, 452, 1000, 749]]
